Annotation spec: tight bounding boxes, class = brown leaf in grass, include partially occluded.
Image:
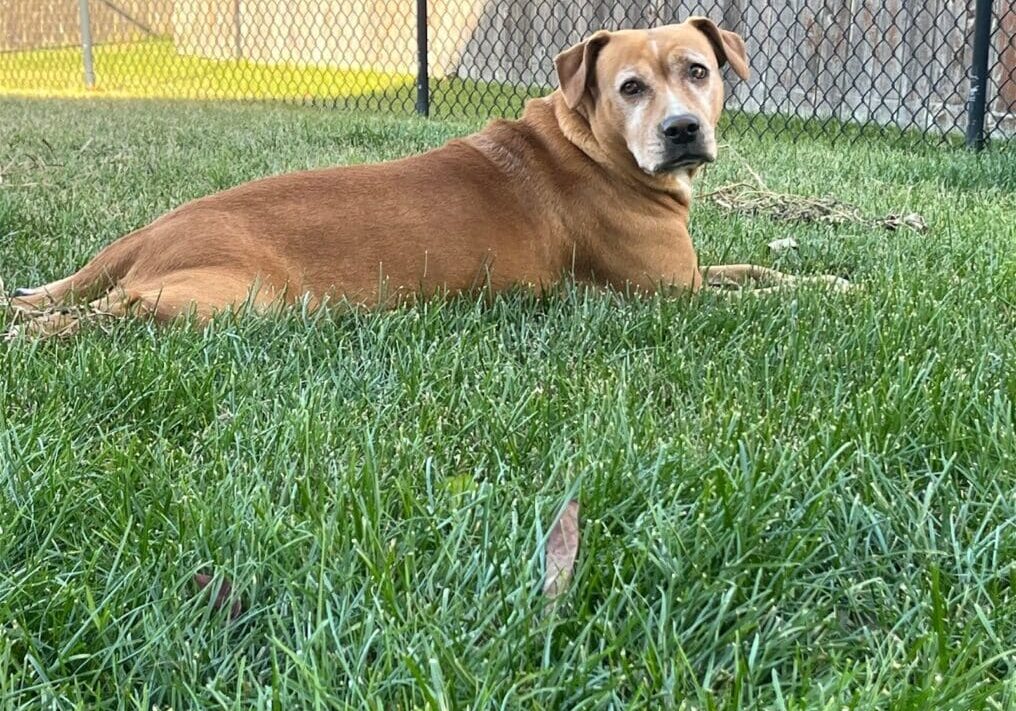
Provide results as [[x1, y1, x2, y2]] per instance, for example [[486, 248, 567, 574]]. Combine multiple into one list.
[[543, 499, 580, 602], [194, 572, 244, 621]]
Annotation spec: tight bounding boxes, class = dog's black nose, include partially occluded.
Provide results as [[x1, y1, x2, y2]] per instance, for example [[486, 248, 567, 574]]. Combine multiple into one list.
[[660, 114, 700, 144]]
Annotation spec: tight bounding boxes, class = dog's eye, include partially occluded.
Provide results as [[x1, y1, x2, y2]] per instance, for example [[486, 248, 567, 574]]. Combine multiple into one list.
[[689, 64, 709, 80], [619, 79, 646, 97]]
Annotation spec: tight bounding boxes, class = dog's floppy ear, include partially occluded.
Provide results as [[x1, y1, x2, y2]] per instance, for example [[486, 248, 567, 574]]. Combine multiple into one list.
[[554, 30, 611, 110], [688, 17, 750, 80]]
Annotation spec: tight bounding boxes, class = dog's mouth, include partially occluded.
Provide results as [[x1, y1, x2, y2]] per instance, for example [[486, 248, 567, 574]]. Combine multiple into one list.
[[652, 154, 714, 174]]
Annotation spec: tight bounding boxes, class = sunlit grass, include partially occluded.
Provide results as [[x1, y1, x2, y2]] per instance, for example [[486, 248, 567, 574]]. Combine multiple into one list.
[[0, 40, 546, 118], [0, 40, 412, 101]]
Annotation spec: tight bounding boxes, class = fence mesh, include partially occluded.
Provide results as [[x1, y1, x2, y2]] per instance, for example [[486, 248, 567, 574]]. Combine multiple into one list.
[[1, 1, 1013, 143]]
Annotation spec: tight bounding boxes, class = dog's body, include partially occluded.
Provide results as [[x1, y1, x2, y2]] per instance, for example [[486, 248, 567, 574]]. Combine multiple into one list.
[[19, 98, 701, 319], [8, 19, 845, 336]]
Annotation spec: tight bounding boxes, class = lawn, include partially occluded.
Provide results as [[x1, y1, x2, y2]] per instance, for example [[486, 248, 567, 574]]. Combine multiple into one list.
[[0, 41, 545, 119], [1, 96, 1015, 709]]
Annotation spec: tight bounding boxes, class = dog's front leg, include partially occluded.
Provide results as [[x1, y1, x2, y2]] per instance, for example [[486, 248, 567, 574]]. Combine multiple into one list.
[[701, 264, 851, 293]]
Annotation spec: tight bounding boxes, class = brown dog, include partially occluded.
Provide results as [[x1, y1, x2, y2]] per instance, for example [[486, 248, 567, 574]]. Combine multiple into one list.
[[7, 17, 846, 336]]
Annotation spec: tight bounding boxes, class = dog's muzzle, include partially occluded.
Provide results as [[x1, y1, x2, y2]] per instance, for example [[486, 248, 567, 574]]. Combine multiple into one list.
[[654, 113, 713, 173]]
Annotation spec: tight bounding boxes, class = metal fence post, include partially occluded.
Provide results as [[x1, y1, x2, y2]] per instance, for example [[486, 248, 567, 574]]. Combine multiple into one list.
[[965, 0, 993, 150], [415, 0, 430, 116], [78, 0, 96, 89], [234, 0, 244, 59]]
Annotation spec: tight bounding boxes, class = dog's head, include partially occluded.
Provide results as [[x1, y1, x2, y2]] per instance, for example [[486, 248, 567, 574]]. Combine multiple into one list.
[[555, 18, 749, 183]]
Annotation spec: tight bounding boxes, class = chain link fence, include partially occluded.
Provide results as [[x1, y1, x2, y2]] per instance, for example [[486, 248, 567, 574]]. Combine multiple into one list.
[[2, 1, 1013, 146]]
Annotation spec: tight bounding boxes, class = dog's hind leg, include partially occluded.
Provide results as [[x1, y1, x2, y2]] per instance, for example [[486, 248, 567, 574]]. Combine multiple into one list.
[[8, 270, 289, 339], [124, 270, 289, 324], [9, 309, 86, 339], [6, 229, 145, 314], [7, 275, 78, 313], [5, 286, 141, 339]]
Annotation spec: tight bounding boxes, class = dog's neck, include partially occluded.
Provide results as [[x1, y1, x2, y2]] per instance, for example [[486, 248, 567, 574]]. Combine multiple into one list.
[[541, 93, 695, 208]]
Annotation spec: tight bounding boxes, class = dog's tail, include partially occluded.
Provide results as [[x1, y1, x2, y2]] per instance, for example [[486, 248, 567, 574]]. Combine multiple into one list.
[[6, 230, 144, 311]]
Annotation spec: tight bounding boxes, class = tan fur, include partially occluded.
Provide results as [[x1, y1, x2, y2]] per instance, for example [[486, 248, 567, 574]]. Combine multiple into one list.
[[7, 18, 846, 336]]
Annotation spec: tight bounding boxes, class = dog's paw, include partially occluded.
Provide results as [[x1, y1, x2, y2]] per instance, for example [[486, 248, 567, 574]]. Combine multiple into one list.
[[827, 275, 856, 292], [4, 312, 82, 341], [3, 324, 22, 342], [804, 274, 855, 293]]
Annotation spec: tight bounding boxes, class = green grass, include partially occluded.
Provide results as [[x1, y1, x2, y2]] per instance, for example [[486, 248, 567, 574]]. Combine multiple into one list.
[[1, 96, 1015, 709], [0, 40, 545, 119]]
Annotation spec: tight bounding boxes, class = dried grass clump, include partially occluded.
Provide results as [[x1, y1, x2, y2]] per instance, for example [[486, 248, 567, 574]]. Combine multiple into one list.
[[702, 181, 927, 232], [701, 146, 927, 233]]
